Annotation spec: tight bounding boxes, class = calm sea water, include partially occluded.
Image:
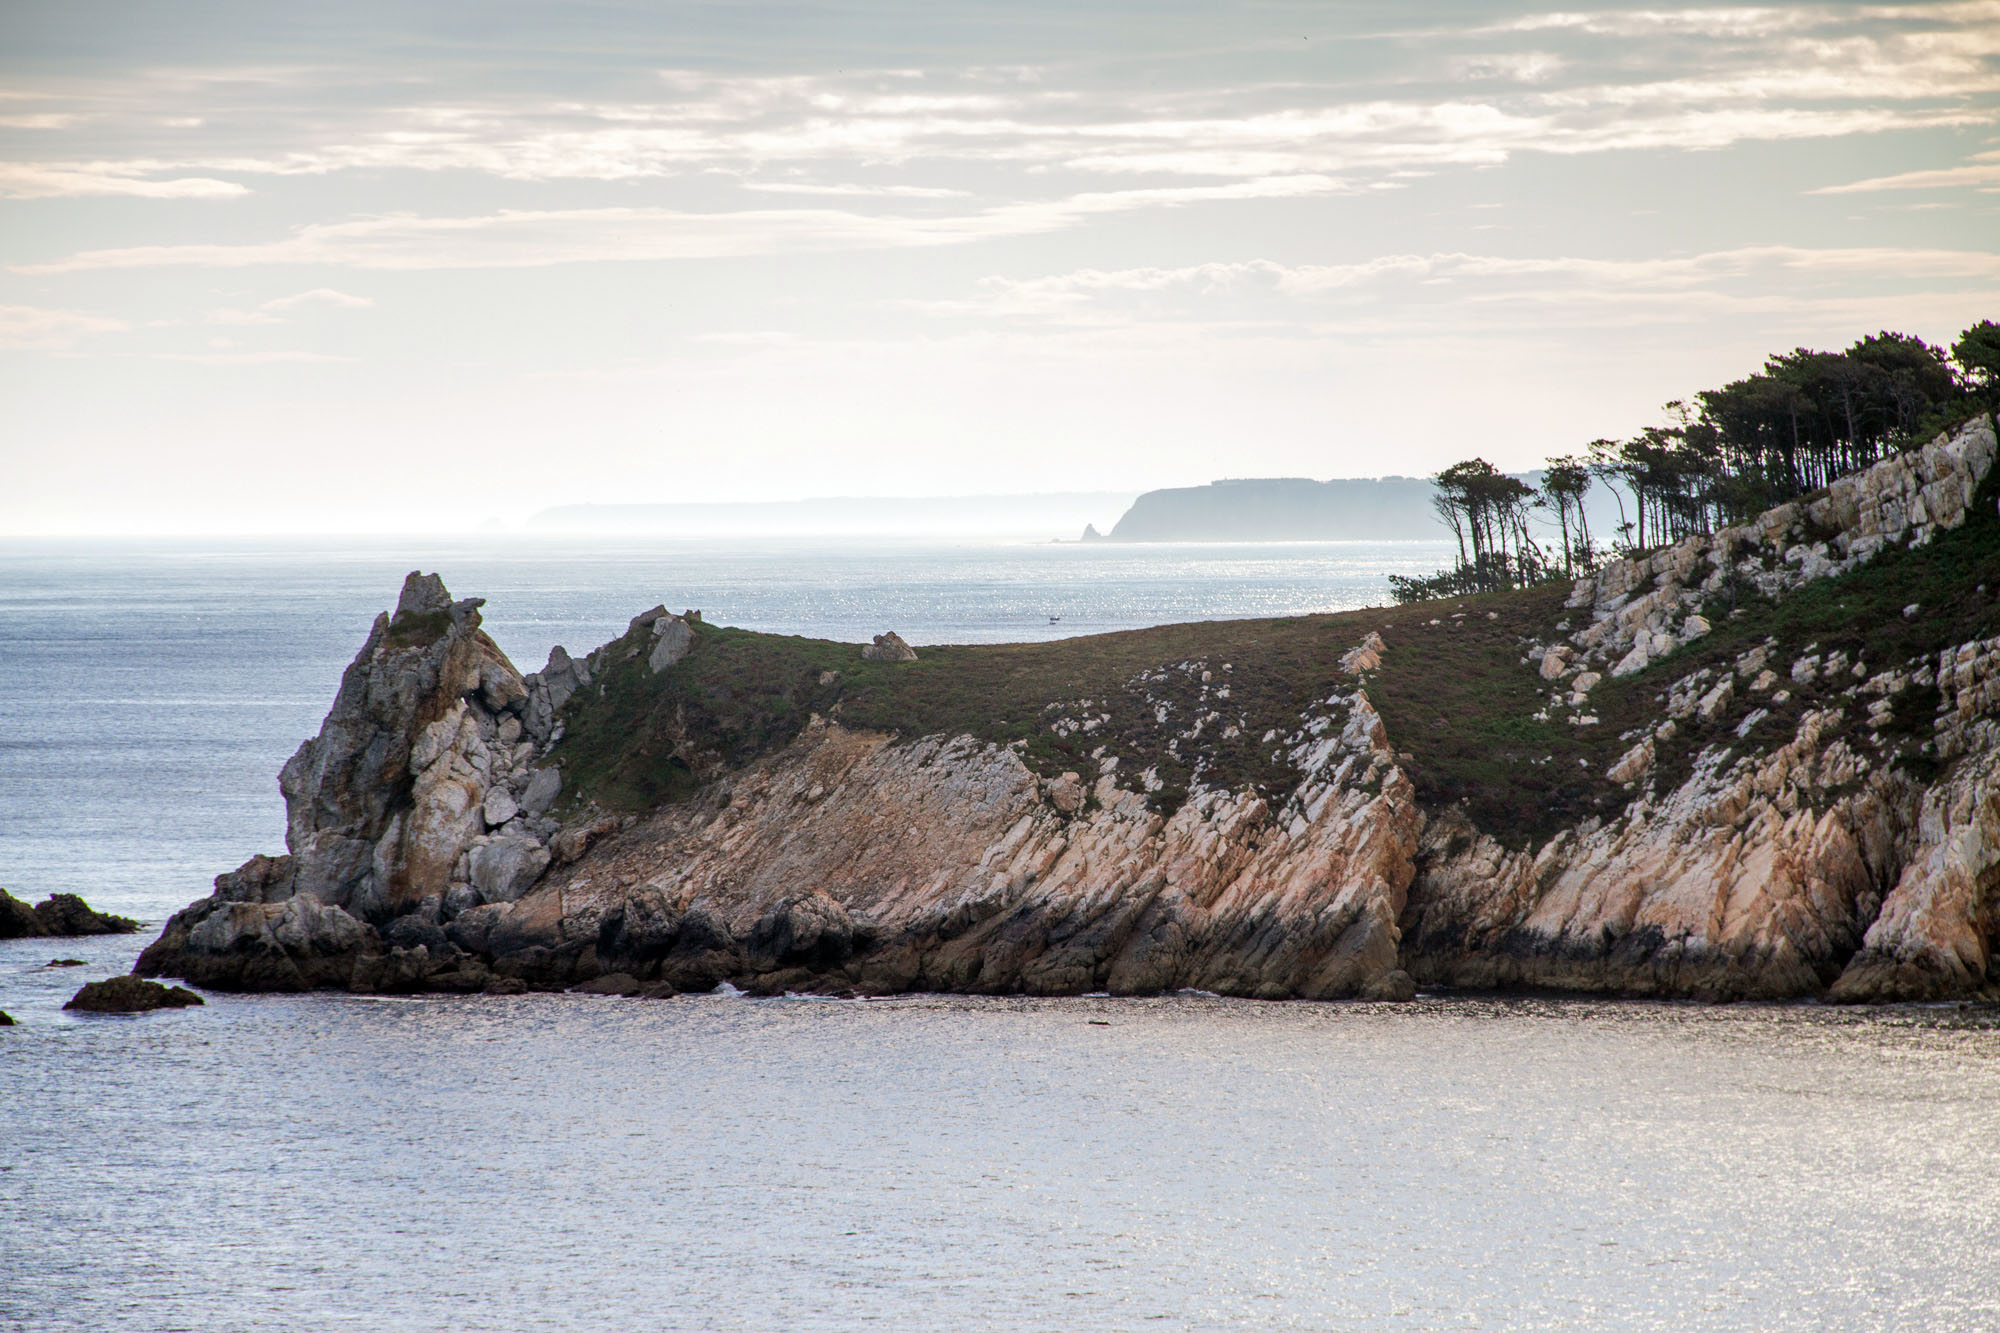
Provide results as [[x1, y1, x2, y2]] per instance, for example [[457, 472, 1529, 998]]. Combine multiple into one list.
[[4, 537, 1998, 1333]]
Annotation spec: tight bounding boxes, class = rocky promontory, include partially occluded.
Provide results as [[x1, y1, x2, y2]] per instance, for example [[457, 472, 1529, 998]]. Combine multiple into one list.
[[136, 415, 2000, 1004]]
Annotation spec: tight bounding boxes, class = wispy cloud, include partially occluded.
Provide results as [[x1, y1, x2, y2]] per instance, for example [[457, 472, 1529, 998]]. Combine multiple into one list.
[[16, 178, 1346, 273], [0, 304, 129, 350], [0, 161, 249, 199], [3, 4, 1995, 200], [913, 245, 2000, 328], [207, 287, 374, 323], [150, 349, 355, 364], [1812, 147, 2000, 192]]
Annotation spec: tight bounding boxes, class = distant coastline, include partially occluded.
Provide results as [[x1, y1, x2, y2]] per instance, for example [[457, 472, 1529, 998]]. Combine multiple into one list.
[[1086, 473, 1628, 543], [1089, 476, 1442, 542]]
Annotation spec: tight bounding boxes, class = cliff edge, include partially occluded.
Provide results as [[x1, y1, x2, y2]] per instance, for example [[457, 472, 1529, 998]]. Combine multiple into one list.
[[138, 415, 2000, 1003]]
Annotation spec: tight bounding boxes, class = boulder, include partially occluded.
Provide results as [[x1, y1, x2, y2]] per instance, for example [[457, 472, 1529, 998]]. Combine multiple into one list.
[[552, 817, 617, 866], [1607, 739, 1655, 784], [860, 632, 918, 662], [520, 767, 562, 817], [483, 788, 520, 828], [64, 976, 204, 1013], [1360, 969, 1416, 1002], [1611, 641, 1651, 677], [349, 945, 434, 994], [1044, 771, 1086, 815], [649, 616, 694, 672], [0, 1010, 13, 1026], [468, 836, 551, 903]]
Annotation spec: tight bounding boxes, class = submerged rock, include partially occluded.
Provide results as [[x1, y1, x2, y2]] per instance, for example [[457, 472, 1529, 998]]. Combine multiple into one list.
[[64, 976, 204, 1012]]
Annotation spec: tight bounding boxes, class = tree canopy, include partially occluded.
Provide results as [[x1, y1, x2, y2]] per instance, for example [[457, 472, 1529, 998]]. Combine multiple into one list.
[[1389, 319, 1995, 605]]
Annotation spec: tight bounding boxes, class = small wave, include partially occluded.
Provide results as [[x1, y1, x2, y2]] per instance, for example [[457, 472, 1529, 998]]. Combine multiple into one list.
[[707, 981, 746, 998]]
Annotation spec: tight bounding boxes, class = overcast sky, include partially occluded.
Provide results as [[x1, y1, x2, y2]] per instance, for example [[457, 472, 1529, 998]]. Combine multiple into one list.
[[3, 1, 1997, 533]]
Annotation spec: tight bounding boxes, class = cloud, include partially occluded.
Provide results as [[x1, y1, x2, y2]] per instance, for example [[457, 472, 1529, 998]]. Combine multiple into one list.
[[0, 162, 249, 199], [742, 181, 972, 198], [150, 350, 355, 364], [1812, 148, 2000, 192], [5, 2, 1996, 205], [208, 287, 375, 323], [17, 178, 1345, 273], [916, 245, 2000, 329], [0, 304, 130, 350]]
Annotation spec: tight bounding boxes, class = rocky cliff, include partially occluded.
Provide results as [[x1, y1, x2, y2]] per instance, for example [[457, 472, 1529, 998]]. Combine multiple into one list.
[[139, 415, 2000, 1003]]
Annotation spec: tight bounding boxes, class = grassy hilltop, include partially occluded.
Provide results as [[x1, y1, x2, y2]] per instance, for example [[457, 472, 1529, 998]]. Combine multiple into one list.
[[550, 431, 2000, 851]]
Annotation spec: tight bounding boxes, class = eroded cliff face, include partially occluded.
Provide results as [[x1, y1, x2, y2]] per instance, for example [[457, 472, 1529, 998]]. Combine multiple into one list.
[[510, 689, 1418, 1000], [137, 416, 2000, 1003], [1399, 418, 2000, 1001]]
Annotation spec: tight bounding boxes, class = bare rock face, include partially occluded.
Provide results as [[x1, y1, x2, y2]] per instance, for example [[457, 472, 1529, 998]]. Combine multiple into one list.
[[1565, 417, 1997, 676], [270, 570, 534, 919], [1827, 638, 2000, 1001], [138, 571, 562, 991], [514, 686, 1419, 1000], [1403, 706, 1906, 999]]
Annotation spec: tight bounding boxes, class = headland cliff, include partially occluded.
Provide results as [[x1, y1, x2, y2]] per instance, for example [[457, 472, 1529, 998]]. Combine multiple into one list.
[[138, 415, 2000, 1003]]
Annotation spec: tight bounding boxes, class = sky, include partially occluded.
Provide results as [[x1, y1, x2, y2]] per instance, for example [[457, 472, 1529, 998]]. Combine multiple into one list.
[[2, 0, 1997, 534]]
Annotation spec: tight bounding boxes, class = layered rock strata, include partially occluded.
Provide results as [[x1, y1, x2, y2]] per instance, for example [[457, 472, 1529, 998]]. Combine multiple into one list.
[[136, 418, 2000, 1003]]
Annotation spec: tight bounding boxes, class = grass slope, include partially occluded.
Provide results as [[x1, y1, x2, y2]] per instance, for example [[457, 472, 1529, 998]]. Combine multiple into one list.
[[550, 445, 2000, 850]]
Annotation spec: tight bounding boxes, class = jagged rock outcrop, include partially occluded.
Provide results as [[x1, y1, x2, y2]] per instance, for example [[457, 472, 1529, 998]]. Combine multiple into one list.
[[861, 632, 918, 662], [1560, 417, 1996, 677], [137, 571, 571, 990], [0, 890, 138, 938], [133, 417, 2000, 1003]]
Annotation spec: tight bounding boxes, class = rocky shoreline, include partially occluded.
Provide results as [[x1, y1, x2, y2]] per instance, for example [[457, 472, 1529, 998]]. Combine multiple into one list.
[[133, 416, 2000, 1005]]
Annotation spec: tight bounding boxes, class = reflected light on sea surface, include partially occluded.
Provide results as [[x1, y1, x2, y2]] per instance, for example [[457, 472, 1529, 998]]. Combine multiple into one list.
[[2, 973, 1997, 1332]]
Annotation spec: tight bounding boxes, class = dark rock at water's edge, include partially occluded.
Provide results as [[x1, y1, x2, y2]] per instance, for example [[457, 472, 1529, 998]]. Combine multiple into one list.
[[0, 889, 140, 938], [64, 976, 205, 1013], [0, 1010, 14, 1026], [47, 958, 86, 968]]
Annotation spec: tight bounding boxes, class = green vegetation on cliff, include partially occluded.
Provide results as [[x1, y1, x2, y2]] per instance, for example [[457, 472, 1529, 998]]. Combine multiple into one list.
[[551, 418, 2000, 851]]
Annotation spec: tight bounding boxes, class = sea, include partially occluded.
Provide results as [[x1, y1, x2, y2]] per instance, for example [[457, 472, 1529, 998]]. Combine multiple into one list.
[[3, 536, 1998, 1332]]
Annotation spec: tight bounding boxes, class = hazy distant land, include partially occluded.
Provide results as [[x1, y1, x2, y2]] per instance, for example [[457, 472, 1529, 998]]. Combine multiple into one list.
[[528, 476, 1626, 544]]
